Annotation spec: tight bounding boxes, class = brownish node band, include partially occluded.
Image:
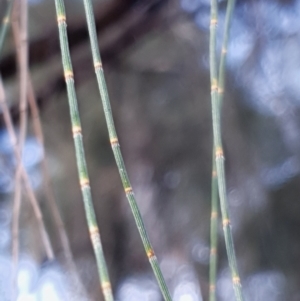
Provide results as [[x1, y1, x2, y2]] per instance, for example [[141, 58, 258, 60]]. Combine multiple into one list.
[[72, 126, 82, 136], [211, 85, 218, 92], [89, 226, 100, 246], [110, 138, 119, 146], [64, 70, 74, 80], [215, 147, 223, 158], [94, 62, 103, 70], [211, 211, 218, 218], [210, 247, 217, 255], [57, 15, 66, 24], [147, 249, 155, 259], [232, 276, 241, 285], [89, 226, 99, 236], [125, 187, 133, 194], [101, 282, 111, 290], [80, 178, 90, 188], [222, 218, 230, 227]]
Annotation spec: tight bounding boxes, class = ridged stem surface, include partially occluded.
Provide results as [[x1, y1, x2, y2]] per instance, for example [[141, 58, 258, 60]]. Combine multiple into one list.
[[54, 1, 113, 300], [218, 0, 236, 102], [81, 1, 172, 301], [209, 156, 218, 301], [209, 0, 244, 300]]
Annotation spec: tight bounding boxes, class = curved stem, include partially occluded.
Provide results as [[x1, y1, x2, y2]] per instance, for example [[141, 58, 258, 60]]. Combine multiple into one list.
[[81, 1, 172, 300], [209, 0, 244, 300]]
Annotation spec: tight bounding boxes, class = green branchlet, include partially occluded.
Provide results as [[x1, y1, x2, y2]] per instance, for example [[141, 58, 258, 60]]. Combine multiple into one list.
[[81, 1, 172, 300], [209, 0, 244, 300], [54, 1, 114, 300]]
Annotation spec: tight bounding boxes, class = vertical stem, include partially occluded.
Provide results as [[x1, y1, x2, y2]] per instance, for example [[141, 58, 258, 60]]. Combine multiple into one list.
[[18, 0, 28, 152], [81, 1, 172, 301], [218, 0, 236, 106], [209, 1, 237, 299], [209, 0, 244, 300], [209, 156, 218, 301], [208, 1, 219, 299], [0, 0, 15, 57], [53, 1, 113, 301]]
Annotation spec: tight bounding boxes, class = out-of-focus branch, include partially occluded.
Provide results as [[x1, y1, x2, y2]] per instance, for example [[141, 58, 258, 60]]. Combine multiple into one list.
[[0, 0, 163, 79], [0, 0, 167, 126]]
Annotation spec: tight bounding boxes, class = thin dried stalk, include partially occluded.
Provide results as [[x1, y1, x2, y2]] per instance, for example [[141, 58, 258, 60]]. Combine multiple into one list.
[[11, 1, 28, 298], [0, 76, 54, 259]]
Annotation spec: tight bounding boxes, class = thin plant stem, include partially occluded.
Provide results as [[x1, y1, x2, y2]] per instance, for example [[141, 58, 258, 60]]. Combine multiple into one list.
[[11, 2, 29, 298], [209, 1, 237, 299], [18, 0, 28, 152], [208, 1, 219, 299], [27, 78, 87, 299], [0, 2, 54, 270], [209, 156, 218, 301], [0, 75, 54, 260], [209, 0, 218, 301], [0, 0, 15, 57], [209, 0, 244, 300], [218, 0, 236, 105], [53, 1, 114, 300], [81, 1, 172, 301], [11, 165, 21, 301]]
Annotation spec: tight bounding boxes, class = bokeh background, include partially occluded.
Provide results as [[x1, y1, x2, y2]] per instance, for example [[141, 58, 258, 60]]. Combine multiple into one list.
[[0, 0, 300, 300]]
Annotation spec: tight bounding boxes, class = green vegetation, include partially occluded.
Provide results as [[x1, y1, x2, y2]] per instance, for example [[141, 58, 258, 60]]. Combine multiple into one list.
[[0, 0, 248, 300], [54, 1, 113, 300], [81, 1, 172, 300], [209, 0, 243, 300]]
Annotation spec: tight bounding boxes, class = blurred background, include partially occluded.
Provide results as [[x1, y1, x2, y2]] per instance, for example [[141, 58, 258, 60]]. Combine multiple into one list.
[[0, 0, 300, 300]]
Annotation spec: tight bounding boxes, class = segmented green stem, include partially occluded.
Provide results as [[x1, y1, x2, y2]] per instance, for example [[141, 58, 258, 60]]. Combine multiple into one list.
[[209, 1, 237, 299], [218, 0, 236, 105], [208, 2, 219, 299], [53, 2, 113, 300], [209, 156, 218, 301], [0, 0, 14, 56], [209, 0, 243, 300], [81, 1, 172, 300]]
